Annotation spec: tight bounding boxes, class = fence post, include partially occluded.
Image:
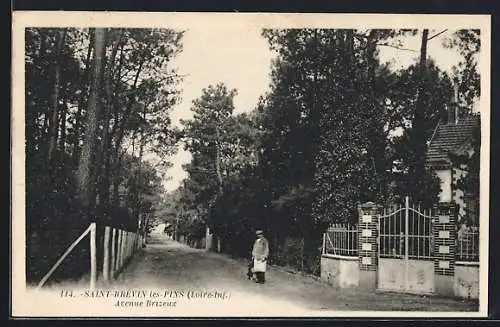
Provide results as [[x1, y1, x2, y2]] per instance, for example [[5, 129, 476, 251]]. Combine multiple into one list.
[[111, 228, 116, 278], [117, 230, 123, 271], [133, 232, 136, 253], [115, 229, 120, 272], [433, 202, 457, 297], [122, 230, 126, 265], [124, 231, 128, 261], [133, 232, 137, 254], [103, 226, 110, 283], [322, 231, 326, 255], [127, 232, 130, 259], [90, 222, 97, 290], [129, 232, 133, 257], [125, 232, 129, 260], [130, 232, 133, 257], [130, 232, 133, 256], [358, 202, 379, 291], [118, 229, 122, 272], [124, 232, 128, 261], [404, 196, 409, 291], [120, 230, 125, 267]]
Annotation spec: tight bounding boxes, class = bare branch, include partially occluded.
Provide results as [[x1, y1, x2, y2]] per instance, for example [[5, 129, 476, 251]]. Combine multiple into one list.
[[427, 29, 448, 41], [376, 43, 417, 53]]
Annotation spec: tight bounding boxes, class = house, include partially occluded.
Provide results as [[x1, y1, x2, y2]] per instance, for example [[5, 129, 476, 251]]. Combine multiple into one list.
[[426, 97, 480, 224]]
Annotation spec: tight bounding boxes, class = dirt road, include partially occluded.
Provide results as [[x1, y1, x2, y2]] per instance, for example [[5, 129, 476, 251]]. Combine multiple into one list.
[[113, 235, 478, 315]]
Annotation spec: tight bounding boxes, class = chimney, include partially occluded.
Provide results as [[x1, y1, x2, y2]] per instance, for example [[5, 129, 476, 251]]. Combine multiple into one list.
[[447, 84, 460, 124], [454, 84, 459, 124]]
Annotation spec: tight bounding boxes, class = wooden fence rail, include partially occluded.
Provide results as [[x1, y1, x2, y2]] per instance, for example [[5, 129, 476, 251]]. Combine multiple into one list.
[[36, 222, 143, 290]]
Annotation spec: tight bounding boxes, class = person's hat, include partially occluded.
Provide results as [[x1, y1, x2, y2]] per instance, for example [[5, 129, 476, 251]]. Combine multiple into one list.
[[255, 230, 264, 235]]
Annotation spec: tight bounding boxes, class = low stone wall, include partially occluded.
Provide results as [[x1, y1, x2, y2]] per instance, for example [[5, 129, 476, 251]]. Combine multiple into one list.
[[454, 261, 479, 299], [320, 254, 359, 288], [321, 255, 479, 299]]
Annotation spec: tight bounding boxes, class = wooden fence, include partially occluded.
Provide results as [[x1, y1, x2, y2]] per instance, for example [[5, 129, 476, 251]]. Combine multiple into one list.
[[36, 222, 142, 290]]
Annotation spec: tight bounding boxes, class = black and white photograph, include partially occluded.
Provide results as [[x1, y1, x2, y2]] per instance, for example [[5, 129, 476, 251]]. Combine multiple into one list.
[[11, 12, 491, 317]]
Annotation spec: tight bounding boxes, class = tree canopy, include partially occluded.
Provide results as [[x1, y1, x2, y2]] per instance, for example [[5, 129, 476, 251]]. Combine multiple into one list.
[[166, 28, 480, 272]]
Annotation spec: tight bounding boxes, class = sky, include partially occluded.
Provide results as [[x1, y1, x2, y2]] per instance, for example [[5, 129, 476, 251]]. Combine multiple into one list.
[[162, 28, 468, 192], [163, 27, 274, 192]]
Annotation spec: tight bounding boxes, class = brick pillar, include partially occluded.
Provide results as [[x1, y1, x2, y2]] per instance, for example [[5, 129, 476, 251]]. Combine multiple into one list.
[[433, 202, 457, 297], [358, 202, 379, 291]]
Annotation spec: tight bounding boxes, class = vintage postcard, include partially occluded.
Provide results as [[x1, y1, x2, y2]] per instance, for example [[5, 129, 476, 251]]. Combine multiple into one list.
[[11, 11, 491, 318]]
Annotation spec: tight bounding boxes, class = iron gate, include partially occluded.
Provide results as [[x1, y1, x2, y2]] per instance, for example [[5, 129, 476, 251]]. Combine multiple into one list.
[[377, 196, 435, 294]]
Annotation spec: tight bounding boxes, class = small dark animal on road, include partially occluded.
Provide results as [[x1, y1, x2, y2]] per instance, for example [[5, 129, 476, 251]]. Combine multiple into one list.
[[247, 259, 255, 281]]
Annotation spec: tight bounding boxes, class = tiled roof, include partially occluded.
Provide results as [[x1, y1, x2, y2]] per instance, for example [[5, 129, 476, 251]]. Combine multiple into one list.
[[426, 116, 480, 167]]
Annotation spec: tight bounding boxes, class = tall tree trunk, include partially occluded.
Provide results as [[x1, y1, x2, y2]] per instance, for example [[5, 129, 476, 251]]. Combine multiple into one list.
[[27, 29, 47, 158], [100, 34, 122, 212], [100, 107, 112, 211], [72, 29, 94, 167], [208, 126, 224, 250], [135, 105, 148, 229], [409, 29, 429, 201], [111, 148, 125, 207], [304, 29, 324, 270], [38, 30, 53, 158], [76, 28, 106, 211], [137, 142, 145, 232], [110, 59, 145, 207], [366, 30, 388, 202], [58, 93, 68, 162], [47, 29, 66, 163], [214, 127, 224, 195], [309, 29, 321, 175]]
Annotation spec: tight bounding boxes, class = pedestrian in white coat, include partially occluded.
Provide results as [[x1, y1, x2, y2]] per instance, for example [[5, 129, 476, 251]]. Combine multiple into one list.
[[251, 230, 269, 284]]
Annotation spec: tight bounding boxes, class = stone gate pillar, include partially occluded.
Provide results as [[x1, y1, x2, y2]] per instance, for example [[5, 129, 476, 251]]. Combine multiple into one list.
[[358, 202, 380, 291], [433, 202, 457, 297]]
